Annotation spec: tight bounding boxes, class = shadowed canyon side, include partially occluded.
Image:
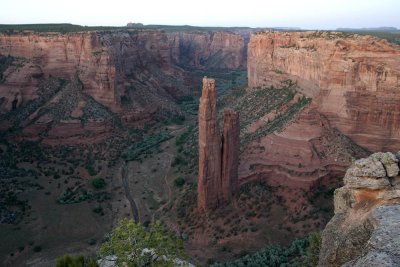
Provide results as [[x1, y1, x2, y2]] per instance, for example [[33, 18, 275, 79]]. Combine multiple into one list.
[[197, 78, 239, 211], [319, 152, 400, 266], [248, 31, 400, 152]]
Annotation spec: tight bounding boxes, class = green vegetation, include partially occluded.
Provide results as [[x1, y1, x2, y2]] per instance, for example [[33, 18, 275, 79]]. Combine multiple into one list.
[[56, 254, 98, 267], [212, 232, 322, 267], [99, 219, 186, 267], [0, 55, 14, 82], [169, 114, 186, 125], [176, 126, 193, 147], [302, 232, 322, 266], [173, 177, 185, 188], [57, 189, 110, 204], [123, 132, 172, 161], [91, 178, 106, 189], [171, 154, 187, 167]]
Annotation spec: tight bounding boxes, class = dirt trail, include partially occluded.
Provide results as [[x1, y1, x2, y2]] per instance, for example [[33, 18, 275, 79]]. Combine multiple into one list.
[[121, 163, 140, 222], [122, 125, 187, 224]]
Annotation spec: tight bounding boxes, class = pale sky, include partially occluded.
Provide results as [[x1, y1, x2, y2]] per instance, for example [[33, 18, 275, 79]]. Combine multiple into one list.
[[1, 0, 399, 29]]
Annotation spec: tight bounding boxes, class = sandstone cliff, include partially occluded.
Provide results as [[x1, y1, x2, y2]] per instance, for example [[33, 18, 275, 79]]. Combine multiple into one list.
[[0, 32, 117, 110], [168, 31, 246, 69], [247, 31, 400, 152], [197, 79, 240, 211], [319, 152, 400, 266], [0, 29, 246, 116]]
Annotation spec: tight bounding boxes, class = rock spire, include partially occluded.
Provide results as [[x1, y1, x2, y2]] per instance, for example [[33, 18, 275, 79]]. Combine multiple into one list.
[[197, 77, 240, 212]]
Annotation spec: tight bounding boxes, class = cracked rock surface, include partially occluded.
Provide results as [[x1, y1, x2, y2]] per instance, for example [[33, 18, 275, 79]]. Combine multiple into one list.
[[319, 152, 400, 267]]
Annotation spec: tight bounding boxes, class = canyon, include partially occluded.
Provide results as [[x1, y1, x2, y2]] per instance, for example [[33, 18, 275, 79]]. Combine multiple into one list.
[[1, 25, 400, 266]]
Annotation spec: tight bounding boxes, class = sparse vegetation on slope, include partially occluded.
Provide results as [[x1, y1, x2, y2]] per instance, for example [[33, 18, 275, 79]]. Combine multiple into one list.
[[99, 219, 186, 267]]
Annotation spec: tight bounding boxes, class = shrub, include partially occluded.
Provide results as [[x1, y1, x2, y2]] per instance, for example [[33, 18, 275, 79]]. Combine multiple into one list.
[[171, 154, 187, 167], [56, 254, 98, 267], [99, 219, 186, 266], [173, 177, 185, 188], [91, 178, 106, 189]]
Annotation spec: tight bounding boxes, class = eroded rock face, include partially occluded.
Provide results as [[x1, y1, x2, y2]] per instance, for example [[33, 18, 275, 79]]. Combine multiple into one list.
[[247, 31, 400, 151], [198, 78, 222, 211], [168, 31, 246, 69], [197, 79, 240, 211], [319, 152, 400, 267], [0, 32, 117, 109], [0, 29, 246, 116], [221, 109, 240, 202]]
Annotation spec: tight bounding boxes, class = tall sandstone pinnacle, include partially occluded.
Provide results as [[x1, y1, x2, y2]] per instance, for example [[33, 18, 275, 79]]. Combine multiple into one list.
[[197, 77, 239, 212], [221, 109, 240, 202]]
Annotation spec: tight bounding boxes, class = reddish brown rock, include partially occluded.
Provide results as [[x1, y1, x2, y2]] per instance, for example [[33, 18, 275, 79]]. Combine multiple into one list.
[[221, 108, 240, 202], [198, 79, 240, 211], [198, 77, 222, 211], [168, 31, 246, 69], [247, 31, 400, 151]]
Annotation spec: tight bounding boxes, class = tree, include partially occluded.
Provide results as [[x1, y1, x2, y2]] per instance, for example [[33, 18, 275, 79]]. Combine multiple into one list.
[[99, 219, 186, 267], [301, 231, 322, 267], [56, 254, 98, 267]]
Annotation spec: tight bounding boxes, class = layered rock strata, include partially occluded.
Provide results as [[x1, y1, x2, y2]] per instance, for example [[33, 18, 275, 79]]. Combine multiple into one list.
[[221, 108, 240, 202], [197, 78, 239, 211], [0, 30, 246, 115], [198, 78, 222, 211], [247, 31, 400, 151], [319, 152, 400, 266]]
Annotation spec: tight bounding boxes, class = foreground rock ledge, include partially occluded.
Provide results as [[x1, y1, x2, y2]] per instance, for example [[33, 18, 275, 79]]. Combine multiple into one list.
[[319, 152, 400, 267]]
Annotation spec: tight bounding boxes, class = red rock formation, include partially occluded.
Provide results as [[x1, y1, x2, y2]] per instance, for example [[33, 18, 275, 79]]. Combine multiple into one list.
[[0, 32, 117, 109], [198, 77, 222, 211], [198, 79, 240, 211], [247, 31, 400, 151], [0, 30, 246, 117], [168, 31, 246, 69], [221, 108, 240, 202]]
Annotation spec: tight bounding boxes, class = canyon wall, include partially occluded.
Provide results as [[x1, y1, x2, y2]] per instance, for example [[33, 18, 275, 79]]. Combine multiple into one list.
[[198, 78, 239, 211], [319, 152, 400, 266], [0, 32, 118, 110], [247, 31, 400, 152], [168, 31, 246, 69], [0, 29, 246, 115]]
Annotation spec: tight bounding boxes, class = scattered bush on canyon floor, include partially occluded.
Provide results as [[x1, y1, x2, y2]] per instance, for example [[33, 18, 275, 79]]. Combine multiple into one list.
[[211, 231, 322, 267], [173, 177, 185, 188], [91, 178, 106, 189]]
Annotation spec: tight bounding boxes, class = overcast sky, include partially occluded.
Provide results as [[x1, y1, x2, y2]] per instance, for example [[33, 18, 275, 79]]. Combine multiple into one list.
[[1, 0, 399, 29]]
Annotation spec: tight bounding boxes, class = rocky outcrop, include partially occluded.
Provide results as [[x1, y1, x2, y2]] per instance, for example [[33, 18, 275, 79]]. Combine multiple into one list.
[[247, 31, 400, 152], [198, 77, 222, 211], [197, 78, 240, 211], [319, 152, 400, 266], [221, 108, 240, 202]]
